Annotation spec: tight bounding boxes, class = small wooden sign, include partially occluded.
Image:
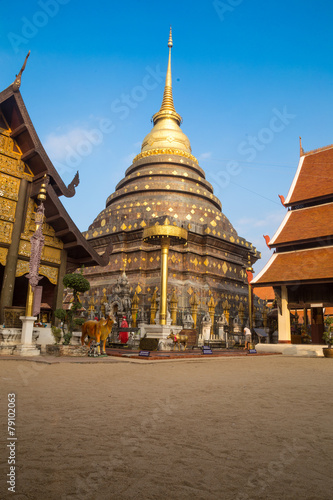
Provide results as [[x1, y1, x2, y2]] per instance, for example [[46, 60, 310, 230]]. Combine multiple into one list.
[[249, 349, 257, 354], [139, 351, 150, 357], [202, 346, 213, 355]]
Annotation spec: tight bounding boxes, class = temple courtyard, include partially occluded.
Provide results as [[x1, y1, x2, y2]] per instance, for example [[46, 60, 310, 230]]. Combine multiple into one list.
[[0, 355, 332, 500]]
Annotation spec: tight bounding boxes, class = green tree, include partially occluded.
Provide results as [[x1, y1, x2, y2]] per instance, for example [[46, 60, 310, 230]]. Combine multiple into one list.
[[54, 270, 90, 345]]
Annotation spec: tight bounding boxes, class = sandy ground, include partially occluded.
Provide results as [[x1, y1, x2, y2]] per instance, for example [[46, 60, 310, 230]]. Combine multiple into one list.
[[0, 355, 332, 500]]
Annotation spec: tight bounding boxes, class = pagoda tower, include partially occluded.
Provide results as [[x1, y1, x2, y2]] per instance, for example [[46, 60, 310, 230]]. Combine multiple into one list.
[[83, 30, 260, 326]]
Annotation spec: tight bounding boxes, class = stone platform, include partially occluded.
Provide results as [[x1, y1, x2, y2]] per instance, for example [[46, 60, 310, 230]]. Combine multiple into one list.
[[255, 343, 325, 357]]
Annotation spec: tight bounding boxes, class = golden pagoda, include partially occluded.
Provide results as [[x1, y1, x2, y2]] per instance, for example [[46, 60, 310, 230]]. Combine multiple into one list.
[[83, 29, 260, 328]]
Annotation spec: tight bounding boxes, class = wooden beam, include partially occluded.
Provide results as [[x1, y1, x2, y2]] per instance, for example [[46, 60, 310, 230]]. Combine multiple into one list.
[[55, 229, 71, 238], [63, 241, 78, 249], [21, 149, 36, 162], [10, 123, 28, 138]]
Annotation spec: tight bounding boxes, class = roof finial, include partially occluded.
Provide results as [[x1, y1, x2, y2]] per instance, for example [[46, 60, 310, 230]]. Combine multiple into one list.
[[168, 25, 173, 48], [299, 136, 304, 156], [12, 51, 31, 92], [152, 27, 182, 126]]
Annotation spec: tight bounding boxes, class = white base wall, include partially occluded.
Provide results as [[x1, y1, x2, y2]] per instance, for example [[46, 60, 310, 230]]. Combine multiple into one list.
[[255, 343, 325, 357]]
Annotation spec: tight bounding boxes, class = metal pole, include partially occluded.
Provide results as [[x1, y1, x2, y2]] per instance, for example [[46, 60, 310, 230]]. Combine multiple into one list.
[[160, 237, 170, 325]]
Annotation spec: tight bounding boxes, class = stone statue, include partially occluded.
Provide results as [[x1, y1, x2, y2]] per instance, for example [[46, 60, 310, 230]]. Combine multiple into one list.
[[183, 311, 194, 329]]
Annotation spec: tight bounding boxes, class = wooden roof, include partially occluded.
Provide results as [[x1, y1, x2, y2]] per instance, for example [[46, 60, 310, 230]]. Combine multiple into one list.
[[285, 146, 333, 207], [0, 83, 111, 269], [252, 246, 333, 286], [253, 286, 275, 302], [269, 202, 333, 247]]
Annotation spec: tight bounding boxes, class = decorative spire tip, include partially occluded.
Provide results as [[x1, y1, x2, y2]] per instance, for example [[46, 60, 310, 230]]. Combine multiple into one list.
[[168, 26, 173, 48], [299, 136, 304, 156], [13, 51, 31, 92]]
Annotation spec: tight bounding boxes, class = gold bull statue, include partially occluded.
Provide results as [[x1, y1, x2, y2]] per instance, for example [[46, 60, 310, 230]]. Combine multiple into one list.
[[167, 332, 188, 351], [81, 314, 115, 355]]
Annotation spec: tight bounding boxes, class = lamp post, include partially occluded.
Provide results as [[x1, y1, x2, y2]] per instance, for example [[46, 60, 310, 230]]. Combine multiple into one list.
[[143, 219, 187, 326], [246, 254, 254, 330], [18, 176, 48, 356]]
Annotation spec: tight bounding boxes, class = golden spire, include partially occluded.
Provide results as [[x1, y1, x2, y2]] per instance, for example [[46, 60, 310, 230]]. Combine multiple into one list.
[[152, 26, 182, 126], [136, 27, 195, 163]]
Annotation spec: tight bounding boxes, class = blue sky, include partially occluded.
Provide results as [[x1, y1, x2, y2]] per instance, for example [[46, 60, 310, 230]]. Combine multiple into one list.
[[1, 0, 333, 273]]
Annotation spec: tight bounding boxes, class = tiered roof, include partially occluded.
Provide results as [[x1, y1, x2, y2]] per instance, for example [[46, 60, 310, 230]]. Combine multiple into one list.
[[0, 71, 111, 269], [252, 144, 333, 286]]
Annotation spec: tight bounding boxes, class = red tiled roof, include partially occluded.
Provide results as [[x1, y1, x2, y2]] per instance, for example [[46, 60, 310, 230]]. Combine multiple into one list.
[[252, 246, 333, 285], [270, 203, 333, 246], [286, 148, 333, 206], [253, 286, 275, 301]]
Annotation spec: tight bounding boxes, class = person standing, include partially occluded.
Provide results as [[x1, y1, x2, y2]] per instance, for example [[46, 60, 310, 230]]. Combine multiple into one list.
[[243, 327, 252, 350], [119, 316, 129, 344]]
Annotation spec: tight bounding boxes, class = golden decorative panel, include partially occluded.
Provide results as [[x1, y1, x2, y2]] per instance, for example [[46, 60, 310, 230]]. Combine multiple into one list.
[[0, 173, 20, 201], [133, 148, 198, 165], [16, 260, 58, 285], [43, 233, 63, 249], [40, 265, 58, 285], [0, 155, 24, 175], [18, 240, 30, 257], [42, 246, 62, 264], [15, 260, 29, 277], [0, 198, 16, 222], [0, 220, 13, 243], [0, 247, 8, 266]]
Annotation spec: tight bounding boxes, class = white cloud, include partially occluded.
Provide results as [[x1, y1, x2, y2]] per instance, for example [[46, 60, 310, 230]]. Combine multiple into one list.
[[43, 126, 95, 163], [237, 211, 284, 229], [199, 152, 212, 160]]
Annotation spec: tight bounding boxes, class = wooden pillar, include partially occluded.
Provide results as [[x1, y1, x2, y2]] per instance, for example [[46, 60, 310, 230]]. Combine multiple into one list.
[[0, 179, 29, 322], [278, 285, 291, 343], [303, 307, 308, 328], [311, 307, 325, 344], [52, 249, 67, 323]]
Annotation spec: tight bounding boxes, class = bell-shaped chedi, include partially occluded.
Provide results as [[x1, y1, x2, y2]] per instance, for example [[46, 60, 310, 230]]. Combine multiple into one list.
[[83, 29, 260, 322]]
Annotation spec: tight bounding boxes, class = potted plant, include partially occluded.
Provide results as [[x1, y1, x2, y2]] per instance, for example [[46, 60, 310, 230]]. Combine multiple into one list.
[[322, 316, 333, 358], [51, 326, 62, 344]]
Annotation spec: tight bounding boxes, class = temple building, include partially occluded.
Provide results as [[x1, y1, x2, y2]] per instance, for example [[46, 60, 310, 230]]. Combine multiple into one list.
[[83, 30, 260, 328], [0, 55, 109, 328], [252, 140, 333, 345]]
